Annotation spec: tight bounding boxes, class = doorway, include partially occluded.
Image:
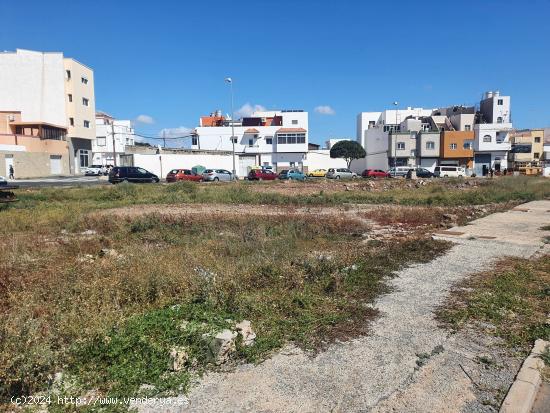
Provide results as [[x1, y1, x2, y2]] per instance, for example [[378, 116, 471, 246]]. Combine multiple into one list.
[[50, 155, 62, 175], [4, 155, 14, 178]]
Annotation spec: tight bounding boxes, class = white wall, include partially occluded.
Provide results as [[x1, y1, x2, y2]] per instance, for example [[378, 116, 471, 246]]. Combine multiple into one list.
[[305, 150, 348, 170], [132, 153, 234, 178], [0, 49, 66, 126]]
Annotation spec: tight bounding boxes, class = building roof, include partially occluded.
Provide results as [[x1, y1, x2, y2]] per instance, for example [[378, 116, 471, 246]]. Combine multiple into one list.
[[276, 128, 307, 133], [10, 121, 67, 130], [244, 128, 260, 133]]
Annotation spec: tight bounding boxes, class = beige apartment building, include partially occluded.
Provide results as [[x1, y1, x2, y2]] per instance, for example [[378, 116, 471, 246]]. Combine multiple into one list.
[[0, 49, 96, 177], [64, 58, 96, 173], [508, 129, 544, 172]]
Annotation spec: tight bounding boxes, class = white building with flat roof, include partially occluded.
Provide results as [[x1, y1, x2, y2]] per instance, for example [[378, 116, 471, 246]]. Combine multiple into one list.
[[93, 112, 135, 166], [192, 109, 309, 176]]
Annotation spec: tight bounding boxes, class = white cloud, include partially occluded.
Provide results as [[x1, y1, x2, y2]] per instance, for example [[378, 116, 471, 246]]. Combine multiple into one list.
[[235, 103, 266, 118], [314, 105, 335, 115], [158, 126, 192, 139], [135, 114, 155, 124]]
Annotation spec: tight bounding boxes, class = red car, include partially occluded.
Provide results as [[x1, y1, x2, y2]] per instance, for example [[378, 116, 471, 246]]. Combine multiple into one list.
[[362, 169, 390, 178], [247, 169, 278, 181], [166, 169, 203, 182]]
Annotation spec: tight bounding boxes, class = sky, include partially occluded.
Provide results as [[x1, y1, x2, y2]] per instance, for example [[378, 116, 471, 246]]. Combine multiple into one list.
[[1, 0, 550, 145]]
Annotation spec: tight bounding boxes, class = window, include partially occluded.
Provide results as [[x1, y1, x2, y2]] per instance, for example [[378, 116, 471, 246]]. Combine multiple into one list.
[[410, 149, 416, 157], [82, 98, 89, 106], [534, 137, 541, 143], [396, 142, 405, 150], [464, 125, 471, 131], [68, 94, 72, 102], [534, 152, 540, 158], [96, 137, 106, 146], [483, 135, 492, 142], [291, 120, 298, 125], [248, 138, 254, 147], [69, 117, 74, 126], [290, 162, 295, 167], [384, 125, 400, 133], [81, 77, 88, 84], [497, 99, 503, 105], [277, 133, 306, 144], [266, 137, 273, 145], [497, 116, 503, 123], [66, 70, 71, 80], [191, 136, 198, 146], [463, 141, 473, 150], [450, 143, 457, 150], [83, 120, 90, 128], [231, 137, 237, 143], [368, 121, 375, 128], [426, 141, 435, 150]]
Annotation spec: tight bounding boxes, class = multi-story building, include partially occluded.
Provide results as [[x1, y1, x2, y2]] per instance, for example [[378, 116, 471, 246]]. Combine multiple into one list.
[[440, 131, 474, 168], [63, 57, 96, 173], [508, 129, 544, 170], [0, 49, 95, 176], [192, 109, 309, 176], [93, 112, 135, 166], [356, 107, 434, 171], [473, 91, 512, 175]]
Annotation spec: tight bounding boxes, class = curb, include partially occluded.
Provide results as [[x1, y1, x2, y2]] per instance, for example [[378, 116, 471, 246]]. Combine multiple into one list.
[[500, 338, 549, 413]]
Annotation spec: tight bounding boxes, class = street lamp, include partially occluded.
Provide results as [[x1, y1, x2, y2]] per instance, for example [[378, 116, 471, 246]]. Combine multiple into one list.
[[392, 101, 398, 177], [224, 77, 237, 179]]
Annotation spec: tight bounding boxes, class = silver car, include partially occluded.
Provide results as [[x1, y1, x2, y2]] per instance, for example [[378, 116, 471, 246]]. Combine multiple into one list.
[[326, 168, 357, 179], [202, 169, 233, 182]]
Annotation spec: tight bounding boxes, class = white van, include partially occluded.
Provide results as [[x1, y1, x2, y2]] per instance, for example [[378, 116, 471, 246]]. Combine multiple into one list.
[[387, 166, 412, 177], [434, 166, 466, 178]]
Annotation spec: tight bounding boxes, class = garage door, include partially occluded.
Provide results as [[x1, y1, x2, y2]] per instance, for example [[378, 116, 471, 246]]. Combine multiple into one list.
[[238, 156, 256, 178], [50, 155, 62, 175], [474, 154, 491, 176]]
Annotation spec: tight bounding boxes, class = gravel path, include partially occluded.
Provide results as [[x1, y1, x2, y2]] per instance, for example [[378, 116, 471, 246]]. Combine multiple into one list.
[[133, 200, 549, 413]]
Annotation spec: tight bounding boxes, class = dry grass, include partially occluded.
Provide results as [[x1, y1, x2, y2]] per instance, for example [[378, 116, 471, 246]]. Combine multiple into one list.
[[437, 255, 550, 352], [0, 207, 450, 404]]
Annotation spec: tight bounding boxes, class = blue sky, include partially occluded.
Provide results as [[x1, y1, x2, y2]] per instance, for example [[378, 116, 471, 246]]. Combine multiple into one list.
[[2, 0, 549, 145]]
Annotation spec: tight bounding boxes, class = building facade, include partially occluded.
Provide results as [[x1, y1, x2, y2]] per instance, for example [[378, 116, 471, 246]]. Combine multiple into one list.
[[0, 49, 96, 176], [93, 112, 135, 166], [440, 130, 474, 168], [192, 109, 309, 176], [508, 129, 544, 171]]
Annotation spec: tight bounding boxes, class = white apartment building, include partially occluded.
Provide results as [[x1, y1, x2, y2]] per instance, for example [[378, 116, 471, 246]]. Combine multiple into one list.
[[93, 112, 135, 166], [473, 91, 512, 175], [192, 109, 309, 176], [0, 49, 96, 175], [355, 107, 434, 171]]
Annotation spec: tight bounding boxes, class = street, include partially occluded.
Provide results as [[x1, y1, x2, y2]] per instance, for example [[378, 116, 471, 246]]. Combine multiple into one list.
[[6, 176, 108, 188]]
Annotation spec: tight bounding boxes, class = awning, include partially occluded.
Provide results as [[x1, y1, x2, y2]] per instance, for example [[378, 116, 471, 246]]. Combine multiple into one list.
[[276, 128, 307, 133]]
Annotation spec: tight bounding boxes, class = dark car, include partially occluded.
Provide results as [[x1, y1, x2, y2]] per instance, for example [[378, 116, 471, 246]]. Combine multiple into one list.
[[406, 168, 434, 179], [362, 169, 390, 178], [248, 169, 278, 181], [108, 166, 159, 184], [166, 169, 203, 182]]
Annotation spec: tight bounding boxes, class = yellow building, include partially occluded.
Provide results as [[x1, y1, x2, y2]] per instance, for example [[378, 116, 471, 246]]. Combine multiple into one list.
[[508, 129, 544, 172]]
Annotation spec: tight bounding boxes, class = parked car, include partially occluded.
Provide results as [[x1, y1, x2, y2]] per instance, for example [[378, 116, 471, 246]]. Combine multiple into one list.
[[387, 166, 412, 177], [326, 168, 357, 179], [406, 168, 435, 179], [248, 169, 278, 181], [108, 166, 159, 184], [166, 169, 203, 182], [85, 164, 106, 176], [278, 169, 307, 181], [0, 175, 7, 186], [434, 166, 466, 178], [308, 169, 327, 177], [202, 169, 233, 182], [362, 169, 390, 178]]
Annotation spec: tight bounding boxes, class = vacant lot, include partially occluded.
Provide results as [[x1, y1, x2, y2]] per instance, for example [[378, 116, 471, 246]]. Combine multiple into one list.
[[0, 176, 548, 411]]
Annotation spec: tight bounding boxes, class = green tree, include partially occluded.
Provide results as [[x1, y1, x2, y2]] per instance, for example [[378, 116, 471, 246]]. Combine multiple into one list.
[[329, 140, 366, 168]]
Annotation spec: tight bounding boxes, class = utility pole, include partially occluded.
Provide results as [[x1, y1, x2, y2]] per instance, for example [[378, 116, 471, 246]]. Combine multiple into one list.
[[111, 121, 117, 167], [225, 77, 237, 179]]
